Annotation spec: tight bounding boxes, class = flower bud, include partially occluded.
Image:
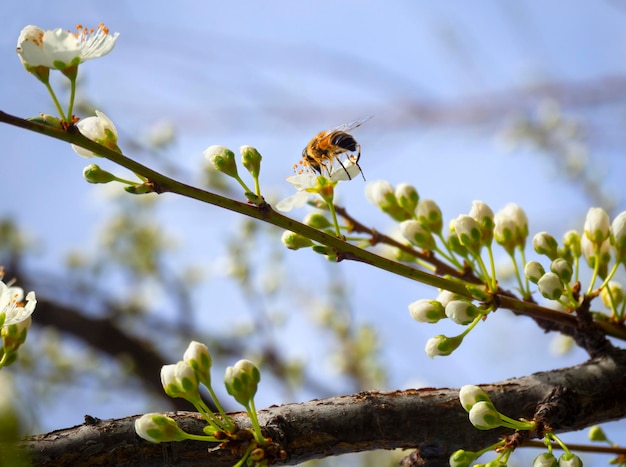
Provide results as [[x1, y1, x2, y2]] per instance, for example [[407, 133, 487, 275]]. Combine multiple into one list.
[[458, 385, 492, 412], [612, 211, 626, 264], [454, 215, 482, 255], [533, 452, 558, 467], [424, 334, 463, 358], [302, 212, 332, 229], [281, 230, 313, 250], [600, 281, 624, 310], [183, 341, 212, 388], [533, 232, 559, 260], [134, 413, 188, 443], [365, 181, 409, 221], [495, 203, 528, 254], [240, 145, 262, 178], [550, 258, 573, 284], [468, 401, 501, 430], [408, 299, 445, 323], [203, 145, 239, 178], [588, 425, 608, 442], [416, 199, 443, 235], [582, 235, 611, 270], [524, 261, 545, 284], [445, 300, 480, 325], [72, 111, 120, 157], [537, 272, 563, 300], [558, 452, 582, 467], [395, 183, 419, 214], [563, 230, 581, 259], [400, 220, 436, 250], [224, 359, 261, 407], [436, 290, 461, 308], [584, 207, 610, 246], [83, 164, 116, 184], [449, 449, 479, 467], [469, 200, 494, 246]]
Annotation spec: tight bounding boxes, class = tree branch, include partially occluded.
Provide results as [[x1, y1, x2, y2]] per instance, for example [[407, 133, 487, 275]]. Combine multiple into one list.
[[16, 349, 626, 466]]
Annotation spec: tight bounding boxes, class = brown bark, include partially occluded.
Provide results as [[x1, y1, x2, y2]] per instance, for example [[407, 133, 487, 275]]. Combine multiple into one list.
[[14, 350, 626, 467]]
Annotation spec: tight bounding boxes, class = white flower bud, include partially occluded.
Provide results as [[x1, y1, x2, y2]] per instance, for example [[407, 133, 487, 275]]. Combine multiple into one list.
[[611, 211, 626, 263], [454, 215, 482, 254], [550, 258, 573, 283], [584, 207, 610, 246], [445, 300, 480, 325], [533, 452, 558, 467], [533, 232, 559, 260], [468, 401, 501, 430], [524, 261, 545, 284], [537, 272, 564, 300], [468, 200, 494, 246], [408, 299, 445, 323], [394, 183, 419, 214], [424, 334, 462, 358], [400, 220, 436, 250], [458, 385, 491, 412], [558, 452, 582, 467], [495, 203, 528, 254], [416, 199, 443, 235]]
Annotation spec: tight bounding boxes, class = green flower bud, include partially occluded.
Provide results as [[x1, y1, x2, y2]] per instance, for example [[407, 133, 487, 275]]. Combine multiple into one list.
[[524, 261, 546, 284], [183, 341, 212, 388], [459, 385, 492, 412], [203, 145, 239, 178], [537, 272, 563, 301], [83, 164, 116, 184], [416, 199, 443, 235], [449, 449, 479, 467], [533, 232, 559, 260], [240, 145, 262, 178], [394, 183, 419, 214], [302, 212, 332, 229], [550, 258, 573, 284], [224, 359, 261, 407], [408, 299, 445, 323], [134, 413, 188, 443], [588, 425, 609, 442], [281, 230, 313, 250], [601, 281, 624, 310], [468, 400, 501, 430], [445, 300, 480, 325], [400, 220, 436, 250]]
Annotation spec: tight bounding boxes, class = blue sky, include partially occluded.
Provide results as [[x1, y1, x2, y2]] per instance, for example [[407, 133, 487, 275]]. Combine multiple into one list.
[[3, 1, 626, 462]]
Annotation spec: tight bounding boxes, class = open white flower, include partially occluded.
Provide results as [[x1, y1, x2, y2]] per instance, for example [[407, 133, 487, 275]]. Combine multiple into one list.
[[276, 163, 360, 212], [17, 24, 119, 70], [0, 281, 36, 327]]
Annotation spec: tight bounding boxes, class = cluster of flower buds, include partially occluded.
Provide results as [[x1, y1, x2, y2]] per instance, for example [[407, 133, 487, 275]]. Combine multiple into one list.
[[525, 207, 626, 315], [135, 341, 266, 450], [204, 145, 264, 205], [452, 385, 581, 467]]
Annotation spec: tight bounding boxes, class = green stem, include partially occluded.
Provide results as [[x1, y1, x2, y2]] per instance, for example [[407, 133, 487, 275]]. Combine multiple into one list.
[[43, 82, 67, 122]]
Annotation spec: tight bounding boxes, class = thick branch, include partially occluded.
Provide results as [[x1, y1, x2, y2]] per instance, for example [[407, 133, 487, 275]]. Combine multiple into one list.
[[17, 349, 626, 466]]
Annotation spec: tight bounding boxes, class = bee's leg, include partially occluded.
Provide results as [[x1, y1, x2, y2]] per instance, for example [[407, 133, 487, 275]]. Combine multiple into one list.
[[336, 158, 352, 180], [354, 145, 366, 181]]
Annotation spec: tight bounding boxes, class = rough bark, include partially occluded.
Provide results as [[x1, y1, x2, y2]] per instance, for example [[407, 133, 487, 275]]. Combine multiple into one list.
[[13, 349, 626, 467]]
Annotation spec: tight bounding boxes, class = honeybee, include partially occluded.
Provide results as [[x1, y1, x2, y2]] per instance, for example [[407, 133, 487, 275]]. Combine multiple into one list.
[[298, 115, 373, 181]]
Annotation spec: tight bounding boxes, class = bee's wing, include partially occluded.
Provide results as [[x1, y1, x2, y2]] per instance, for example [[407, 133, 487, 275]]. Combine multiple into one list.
[[331, 115, 374, 133]]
